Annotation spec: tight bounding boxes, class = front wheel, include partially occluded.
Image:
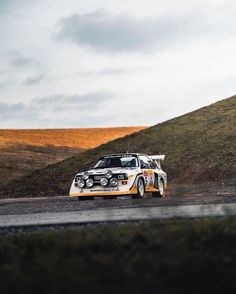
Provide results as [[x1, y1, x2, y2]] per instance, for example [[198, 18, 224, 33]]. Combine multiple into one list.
[[152, 179, 166, 198], [132, 178, 146, 199]]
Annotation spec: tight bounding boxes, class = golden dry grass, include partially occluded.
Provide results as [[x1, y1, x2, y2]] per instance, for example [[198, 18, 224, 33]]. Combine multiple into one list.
[[0, 127, 147, 184], [0, 127, 146, 149]]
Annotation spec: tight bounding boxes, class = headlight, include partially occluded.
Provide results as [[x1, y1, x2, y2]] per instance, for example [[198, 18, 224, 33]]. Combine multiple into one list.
[[86, 178, 94, 188], [110, 177, 118, 187], [105, 170, 113, 178], [82, 172, 89, 180], [78, 179, 85, 188], [100, 177, 109, 187]]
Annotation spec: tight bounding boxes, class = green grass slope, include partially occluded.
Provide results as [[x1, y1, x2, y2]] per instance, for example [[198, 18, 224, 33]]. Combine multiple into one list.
[[0, 95, 235, 198], [1, 218, 236, 294]]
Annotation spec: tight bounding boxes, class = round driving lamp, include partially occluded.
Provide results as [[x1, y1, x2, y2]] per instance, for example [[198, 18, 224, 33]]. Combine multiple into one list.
[[78, 179, 85, 188], [110, 177, 118, 187], [82, 172, 89, 180], [105, 170, 113, 179], [100, 177, 109, 187], [86, 178, 94, 188]]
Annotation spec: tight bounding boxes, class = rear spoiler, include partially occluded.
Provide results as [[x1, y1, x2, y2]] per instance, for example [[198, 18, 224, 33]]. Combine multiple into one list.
[[149, 155, 165, 161], [149, 155, 165, 168]]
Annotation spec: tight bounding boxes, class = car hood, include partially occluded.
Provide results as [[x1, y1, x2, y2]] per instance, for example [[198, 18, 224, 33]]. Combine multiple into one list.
[[77, 167, 139, 176]]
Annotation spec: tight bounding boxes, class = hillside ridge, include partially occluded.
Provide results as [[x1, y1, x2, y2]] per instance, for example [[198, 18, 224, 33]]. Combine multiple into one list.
[[0, 95, 235, 198]]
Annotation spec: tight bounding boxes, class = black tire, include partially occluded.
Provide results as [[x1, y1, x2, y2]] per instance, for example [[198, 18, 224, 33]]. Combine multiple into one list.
[[152, 179, 166, 198], [78, 196, 94, 201], [132, 178, 146, 199]]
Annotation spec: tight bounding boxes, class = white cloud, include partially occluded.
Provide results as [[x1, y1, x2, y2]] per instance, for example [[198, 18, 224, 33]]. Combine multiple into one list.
[[0, 0, 236, 128], [56, 10, 210, 52], [0, 91, 113, 127]]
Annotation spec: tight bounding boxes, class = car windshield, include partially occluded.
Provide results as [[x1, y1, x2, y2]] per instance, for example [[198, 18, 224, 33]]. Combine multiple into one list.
[[94, 156, 138, 169]]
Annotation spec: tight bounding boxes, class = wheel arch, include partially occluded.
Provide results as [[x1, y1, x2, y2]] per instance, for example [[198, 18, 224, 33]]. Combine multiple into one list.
[[129, 173, 144, 191], [154, 173, 166, 185], [137, 174, 145, 183]]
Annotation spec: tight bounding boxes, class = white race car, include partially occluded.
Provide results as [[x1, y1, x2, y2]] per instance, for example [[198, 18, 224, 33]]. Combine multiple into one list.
[[69, 153, 167, 200]]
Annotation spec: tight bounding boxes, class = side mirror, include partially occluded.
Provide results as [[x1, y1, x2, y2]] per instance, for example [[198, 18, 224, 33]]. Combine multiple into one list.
[[141, 163, 148, 169]]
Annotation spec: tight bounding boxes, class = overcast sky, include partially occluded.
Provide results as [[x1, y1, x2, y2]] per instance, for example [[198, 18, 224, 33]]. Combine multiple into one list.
[[0, 0, 236, 128]]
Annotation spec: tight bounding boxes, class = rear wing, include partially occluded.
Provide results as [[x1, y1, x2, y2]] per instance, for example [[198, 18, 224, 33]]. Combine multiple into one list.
[[149, 155, 165, 169]]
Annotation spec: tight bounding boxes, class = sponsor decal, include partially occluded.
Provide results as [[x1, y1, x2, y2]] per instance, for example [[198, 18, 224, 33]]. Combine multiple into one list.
[[143, 171, 148, 177], [122, 154, 136, 158], [90, 188, 120, 192]]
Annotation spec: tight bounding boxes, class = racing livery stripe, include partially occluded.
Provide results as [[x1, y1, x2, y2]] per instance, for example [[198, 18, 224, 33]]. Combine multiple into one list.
[[70, 190, 138, 197]]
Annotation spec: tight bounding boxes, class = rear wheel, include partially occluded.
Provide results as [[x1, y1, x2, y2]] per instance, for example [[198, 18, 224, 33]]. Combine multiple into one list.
[[132, 178, 146, 199], [152, 179, 166, 198], [78, 196, 94, 201]]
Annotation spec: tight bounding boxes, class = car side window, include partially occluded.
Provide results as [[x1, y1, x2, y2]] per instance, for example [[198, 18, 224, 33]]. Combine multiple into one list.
[[139, 156, 151, 169], [148, 159, 157, 169]]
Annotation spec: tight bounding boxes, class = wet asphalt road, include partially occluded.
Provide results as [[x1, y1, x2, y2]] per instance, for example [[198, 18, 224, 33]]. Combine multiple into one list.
[[1, 182, 235, 216], [0, 185, 235, 229], [1, 202, 236, 228], [1, 192, 236, 216]]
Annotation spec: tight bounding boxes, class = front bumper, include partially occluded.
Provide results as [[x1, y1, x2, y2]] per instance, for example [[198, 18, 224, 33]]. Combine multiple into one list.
[[69, 181, 138, 197]]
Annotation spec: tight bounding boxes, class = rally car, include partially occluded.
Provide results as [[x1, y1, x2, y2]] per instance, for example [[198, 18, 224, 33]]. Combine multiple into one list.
[[69, 153, 167, 200]]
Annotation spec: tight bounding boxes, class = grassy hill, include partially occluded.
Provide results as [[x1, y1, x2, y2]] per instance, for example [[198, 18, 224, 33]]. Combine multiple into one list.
[[0, 96, 235, 198], [0, 127, 145, 184]]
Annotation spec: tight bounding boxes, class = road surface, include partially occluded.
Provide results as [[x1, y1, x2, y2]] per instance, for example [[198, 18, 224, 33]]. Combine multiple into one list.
[[0, 192, 236, 228], [1, 202, 236, 228]]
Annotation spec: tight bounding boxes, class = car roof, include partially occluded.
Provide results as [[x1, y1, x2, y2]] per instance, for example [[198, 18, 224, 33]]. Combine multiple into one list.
[[100, 153, 147, 158]]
